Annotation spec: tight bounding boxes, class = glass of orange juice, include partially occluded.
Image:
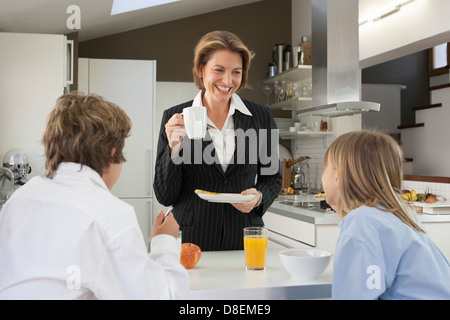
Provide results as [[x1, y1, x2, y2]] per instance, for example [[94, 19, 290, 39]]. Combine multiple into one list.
[[243, 227, 268, 270]]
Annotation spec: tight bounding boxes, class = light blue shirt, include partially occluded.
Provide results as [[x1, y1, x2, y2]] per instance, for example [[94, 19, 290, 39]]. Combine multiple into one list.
[[332, 206, 450, 300]]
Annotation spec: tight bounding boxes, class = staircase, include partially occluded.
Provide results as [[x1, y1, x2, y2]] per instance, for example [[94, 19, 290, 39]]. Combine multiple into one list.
[[399, 86, 450, 177], [397, 103, 442, 130]]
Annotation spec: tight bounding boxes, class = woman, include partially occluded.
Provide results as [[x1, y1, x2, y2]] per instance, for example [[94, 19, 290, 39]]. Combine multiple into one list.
[[154, 31, 281, 251], [0, 92, 189, 299], [322, 130, 450, 299]]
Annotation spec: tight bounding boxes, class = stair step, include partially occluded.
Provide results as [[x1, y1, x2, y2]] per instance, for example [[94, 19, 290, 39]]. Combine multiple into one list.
[[397, 123, 425, 130], [430, 83, 450, 91], [412, 103, 442, 111]]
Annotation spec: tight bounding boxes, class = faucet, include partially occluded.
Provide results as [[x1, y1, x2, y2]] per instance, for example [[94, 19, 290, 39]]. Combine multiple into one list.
[[293, 160, 310, 195], [301, 161, 311, 195]]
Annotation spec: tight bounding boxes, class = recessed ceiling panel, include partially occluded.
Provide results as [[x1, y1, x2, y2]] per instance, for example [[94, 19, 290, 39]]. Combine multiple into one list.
[[111, 0, 181, 15]]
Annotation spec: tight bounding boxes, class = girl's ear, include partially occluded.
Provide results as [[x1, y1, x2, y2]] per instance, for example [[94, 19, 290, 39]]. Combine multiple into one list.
[[110, 147, 116, 157]]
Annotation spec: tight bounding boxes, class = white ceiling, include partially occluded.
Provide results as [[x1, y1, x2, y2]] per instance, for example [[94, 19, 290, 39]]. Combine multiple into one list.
[[0, 0, 264, 41], [0, 0, 389, 42]]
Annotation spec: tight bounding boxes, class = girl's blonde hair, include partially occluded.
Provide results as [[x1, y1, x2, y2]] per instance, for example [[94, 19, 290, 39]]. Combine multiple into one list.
[[43, 92, 131, 178], [192, 30, 255, 92], [325, 130, 424, 233]]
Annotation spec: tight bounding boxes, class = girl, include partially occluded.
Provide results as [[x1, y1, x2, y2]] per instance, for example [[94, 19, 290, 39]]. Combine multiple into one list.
[[322, 130, 450, 299]]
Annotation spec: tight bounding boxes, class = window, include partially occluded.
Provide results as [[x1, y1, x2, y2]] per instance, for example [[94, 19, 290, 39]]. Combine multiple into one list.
[[430, 42, 449, 77]]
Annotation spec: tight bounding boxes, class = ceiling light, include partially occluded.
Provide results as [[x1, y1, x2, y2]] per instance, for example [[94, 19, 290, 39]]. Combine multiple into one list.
[[111, 0, 182, 15], [359, 0, 416, 25]]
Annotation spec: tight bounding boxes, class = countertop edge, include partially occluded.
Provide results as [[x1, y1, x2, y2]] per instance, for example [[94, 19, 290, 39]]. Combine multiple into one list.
[[267, 200, 339, 225], [268, 199, 450, 224]]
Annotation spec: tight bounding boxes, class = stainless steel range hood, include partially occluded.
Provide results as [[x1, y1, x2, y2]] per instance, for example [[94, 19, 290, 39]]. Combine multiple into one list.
[[309, 0, 380, 117]]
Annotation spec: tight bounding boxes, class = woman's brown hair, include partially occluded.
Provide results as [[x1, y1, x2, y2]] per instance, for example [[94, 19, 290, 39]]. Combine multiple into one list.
[[325, 130, 425, 233], [42, 92, 131, 178], [193, 30, 255, 92]]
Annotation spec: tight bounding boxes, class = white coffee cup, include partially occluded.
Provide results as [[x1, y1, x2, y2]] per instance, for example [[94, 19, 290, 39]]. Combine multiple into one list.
[[183, 106, 207, 140]]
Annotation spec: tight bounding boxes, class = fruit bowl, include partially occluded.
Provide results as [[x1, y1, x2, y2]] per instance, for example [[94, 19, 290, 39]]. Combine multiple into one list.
[[279, 248, 332, 280]]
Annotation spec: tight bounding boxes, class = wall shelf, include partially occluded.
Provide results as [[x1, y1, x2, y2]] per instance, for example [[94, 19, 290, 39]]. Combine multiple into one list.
[[270, 96, 312, 111], [264, 65, 378, 117], [279, 130, 334, 140], [263, 65, 312, 84]]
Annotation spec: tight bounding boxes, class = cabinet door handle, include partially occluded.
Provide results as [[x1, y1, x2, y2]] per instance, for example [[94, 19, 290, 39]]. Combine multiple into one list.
[[65, 39, 74, 85], [146, 149, 151, 196]]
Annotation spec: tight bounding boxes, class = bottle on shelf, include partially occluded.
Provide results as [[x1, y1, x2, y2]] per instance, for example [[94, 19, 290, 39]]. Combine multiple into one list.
[[320, 116, 328, 132]]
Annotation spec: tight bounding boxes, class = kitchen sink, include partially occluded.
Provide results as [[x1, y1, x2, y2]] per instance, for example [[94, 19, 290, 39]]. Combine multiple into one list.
[[276, 194, 335, 214]]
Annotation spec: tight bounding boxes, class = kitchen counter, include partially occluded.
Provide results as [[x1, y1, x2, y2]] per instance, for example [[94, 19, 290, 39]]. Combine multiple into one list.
[[187, 249, 332, 300], [267, 197, 450, 260], [269, 197, 339, 225], [270, 196, 450, 224]]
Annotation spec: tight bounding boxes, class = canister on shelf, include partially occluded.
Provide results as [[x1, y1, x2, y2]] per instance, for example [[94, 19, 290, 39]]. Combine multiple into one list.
[[292, 46, 299, 67]]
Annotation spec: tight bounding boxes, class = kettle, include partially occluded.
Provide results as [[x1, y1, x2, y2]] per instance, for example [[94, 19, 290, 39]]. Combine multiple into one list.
[[2, 148, 31, 185], [0, 148, 31, 209]]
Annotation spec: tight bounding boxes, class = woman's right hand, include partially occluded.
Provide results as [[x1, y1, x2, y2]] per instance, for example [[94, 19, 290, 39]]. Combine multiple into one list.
[[165, 113, 186, 151]]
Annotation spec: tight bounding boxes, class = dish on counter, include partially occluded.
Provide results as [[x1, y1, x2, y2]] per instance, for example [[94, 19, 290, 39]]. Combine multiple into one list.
[[314, 193, 326, 199], [279, 248, 332, 280]]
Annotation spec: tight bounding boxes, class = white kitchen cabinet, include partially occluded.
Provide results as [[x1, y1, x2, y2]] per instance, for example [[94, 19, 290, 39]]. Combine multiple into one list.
[[122, 198, 152, 242], [79, 58, 155, 238], [264, 210, 316, 248], [79, 58, 155, 198], [153, 82, 199, 220], [0, 32, 72, 177]]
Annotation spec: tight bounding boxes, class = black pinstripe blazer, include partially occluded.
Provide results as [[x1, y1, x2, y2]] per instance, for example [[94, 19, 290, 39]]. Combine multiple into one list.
[[153, 99, 282, 251]]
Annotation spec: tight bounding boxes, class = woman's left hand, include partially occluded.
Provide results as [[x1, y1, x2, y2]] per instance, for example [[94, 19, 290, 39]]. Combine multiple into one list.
[[231, 188, 261, 213]]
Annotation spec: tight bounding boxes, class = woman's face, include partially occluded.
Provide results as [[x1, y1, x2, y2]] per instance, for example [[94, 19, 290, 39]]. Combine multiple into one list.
[[321, 157, 341, 217], [200, 49, 243, 106]]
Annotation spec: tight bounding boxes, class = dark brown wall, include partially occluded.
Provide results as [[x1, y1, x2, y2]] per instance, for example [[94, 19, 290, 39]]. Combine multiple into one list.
[[79, 0, 292, 107], [362, 50, 430, 126]]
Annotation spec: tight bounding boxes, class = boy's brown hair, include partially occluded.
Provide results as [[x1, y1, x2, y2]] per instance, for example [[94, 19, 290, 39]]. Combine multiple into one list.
[[43, 92, 131, 178]]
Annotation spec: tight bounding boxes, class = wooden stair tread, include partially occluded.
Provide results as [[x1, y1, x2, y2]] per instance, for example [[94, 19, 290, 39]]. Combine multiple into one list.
[[430, 83, 450, 91], [397, 123, 424, 130], [412, 103, 442, 111]]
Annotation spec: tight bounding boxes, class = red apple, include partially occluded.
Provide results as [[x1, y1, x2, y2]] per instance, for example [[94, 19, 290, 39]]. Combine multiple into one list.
[[180, 243, 201, 269]]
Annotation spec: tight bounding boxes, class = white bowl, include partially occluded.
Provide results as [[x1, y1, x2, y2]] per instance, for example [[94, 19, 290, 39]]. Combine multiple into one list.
[[279, 248, 332, 280]]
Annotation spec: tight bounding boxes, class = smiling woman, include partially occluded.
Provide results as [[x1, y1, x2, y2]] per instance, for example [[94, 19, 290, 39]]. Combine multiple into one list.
[[153, 30, 282, 251]]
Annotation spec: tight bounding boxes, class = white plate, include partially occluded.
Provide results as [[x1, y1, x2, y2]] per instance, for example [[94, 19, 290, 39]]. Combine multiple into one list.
[[197, 193, 255, 203], [409, 201, 450, 208]]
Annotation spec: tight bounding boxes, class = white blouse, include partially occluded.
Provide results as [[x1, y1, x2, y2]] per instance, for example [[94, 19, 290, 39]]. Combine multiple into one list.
[[192, 91, 252, 172], [0, 162, 189, 299]]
